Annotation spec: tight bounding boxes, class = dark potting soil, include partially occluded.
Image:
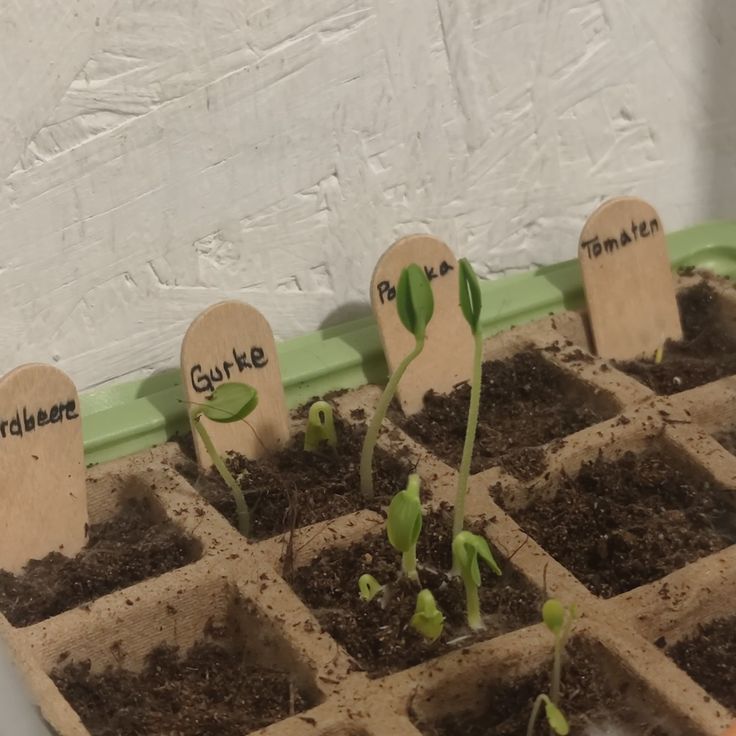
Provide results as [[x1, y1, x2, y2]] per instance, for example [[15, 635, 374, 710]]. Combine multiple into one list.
[[495, 448, 736, 598], [394, 349, 613, 481], [290, 506, 542, 677], [0, 498, 196, 627], [176, 414, 414, 540], [667, 616, 736, 714], [413, 642, 672, 735], [615, 281, 736, 395], [51, 620, 312, 736]]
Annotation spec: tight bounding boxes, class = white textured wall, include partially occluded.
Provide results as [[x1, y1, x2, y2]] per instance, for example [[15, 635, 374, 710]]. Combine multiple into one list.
[[1, 0, 736, 389]]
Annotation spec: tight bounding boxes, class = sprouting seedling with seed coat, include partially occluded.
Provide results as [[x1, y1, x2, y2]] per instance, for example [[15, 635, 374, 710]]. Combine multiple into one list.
[[526, 599, 576, 736], [304, 400, 337, 451], [410, 589, 444, 642], [360, 264, 434, 498], [386, 474, 422, 582], [543, 598, 576, 707], [358, 574, 383, 602], [452, 530, 501, 630], [453, 258, 483, 568], [190, 382, 258, 537]]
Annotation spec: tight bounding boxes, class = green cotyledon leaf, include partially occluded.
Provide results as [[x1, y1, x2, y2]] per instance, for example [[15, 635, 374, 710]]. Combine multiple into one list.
[[396, 264, 434, 340]]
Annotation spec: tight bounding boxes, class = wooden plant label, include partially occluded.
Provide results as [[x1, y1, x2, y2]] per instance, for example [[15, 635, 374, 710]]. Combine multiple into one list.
[[579, 196, 682, 361], [371, 235, 474, 415], [181, 300, 289, 467], [0, 364, 87, 573]]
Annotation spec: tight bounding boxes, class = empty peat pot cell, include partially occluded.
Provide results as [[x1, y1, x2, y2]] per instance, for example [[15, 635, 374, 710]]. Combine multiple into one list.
[[664, 615, 736, 717], [0, 491, 200, 627], [393, 348, 617, 481], [49, 587, 318, 736], [411, 639, 689, 736], [175, 412, 413, 540], [615, 281, 736, 395], [289, 505, 542, 677], [493, 445, 736, 598]]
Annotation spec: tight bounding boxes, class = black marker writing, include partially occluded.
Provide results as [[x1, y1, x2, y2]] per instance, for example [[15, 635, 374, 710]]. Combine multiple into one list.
[[0, 399, 79, 440], [581, 218, 660, 260], [190, 346, 269, 394], [377, 260, 455, 304]]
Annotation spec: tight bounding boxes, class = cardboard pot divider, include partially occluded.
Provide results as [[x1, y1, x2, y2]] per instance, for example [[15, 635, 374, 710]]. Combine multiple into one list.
[[1, 249, 735, 735]]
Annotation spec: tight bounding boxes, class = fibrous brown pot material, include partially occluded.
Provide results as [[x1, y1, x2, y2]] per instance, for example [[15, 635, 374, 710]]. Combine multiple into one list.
[[1, 272, 734, 736]]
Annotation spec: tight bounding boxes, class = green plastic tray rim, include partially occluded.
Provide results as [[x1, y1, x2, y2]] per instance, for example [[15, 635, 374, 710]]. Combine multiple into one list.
[[80, 220, 736, 466]]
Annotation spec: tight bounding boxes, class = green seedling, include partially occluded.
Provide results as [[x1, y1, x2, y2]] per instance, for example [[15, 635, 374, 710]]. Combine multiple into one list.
[[526, 599, 576, 735], [543, 598, 576, 706], [410, 589, 445, 642], [526, 694, 569, 736], [386, 474, 423, 582], [358, 574, 384, 602], [453, 258, 483, 568], [452, 531, 501, 630], [190, 382, 258, 537], [304, 400, 337, 451], [360, 264, 434, 498]]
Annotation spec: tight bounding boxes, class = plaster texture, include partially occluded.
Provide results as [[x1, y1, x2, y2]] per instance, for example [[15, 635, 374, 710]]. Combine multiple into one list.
[[1, 1, 735, 388]]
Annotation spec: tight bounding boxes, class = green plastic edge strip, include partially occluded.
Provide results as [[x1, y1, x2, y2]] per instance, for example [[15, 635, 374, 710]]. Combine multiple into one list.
[[81, 220, 736, 466]]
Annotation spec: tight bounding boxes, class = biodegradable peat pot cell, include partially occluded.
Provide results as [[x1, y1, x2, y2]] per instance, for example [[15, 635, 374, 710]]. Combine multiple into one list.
[[2, 225, 736, 736]]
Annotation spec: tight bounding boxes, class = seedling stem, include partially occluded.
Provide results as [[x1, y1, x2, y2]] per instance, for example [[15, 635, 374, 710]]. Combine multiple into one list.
[[360, 264, 434, 498], [453, 258, 484, 573], [189, 382, 258, 537]]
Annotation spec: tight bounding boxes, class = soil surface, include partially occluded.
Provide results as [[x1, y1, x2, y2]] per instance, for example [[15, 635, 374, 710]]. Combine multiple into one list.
[[394, 349, 613, 481], [0, 498, 196, 627], [667, 616, 736, 714], [52, 619, 311, 736], [290, 506, 542, 676], [616, 281, 736, 394], [176, 414, 413, 540], [494, 448, 735, 598], [414, 642, 673, 735]]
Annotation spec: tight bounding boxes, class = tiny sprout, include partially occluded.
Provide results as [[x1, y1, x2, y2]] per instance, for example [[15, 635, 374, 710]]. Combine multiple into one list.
[[410, 589, 444, 642], [452, 531, 501, 630], [543, 599, 576, 707], [386, 474, 423, 582], [190, 383, 258, 537], [526, 694, 569, 736], [360, 264, 434, 498], [358, 574, 383, 602], [304, 400, 337, 451], [453, 258, 484, 550], [542, 598, 565, 634], [654, 344, 664, 364]]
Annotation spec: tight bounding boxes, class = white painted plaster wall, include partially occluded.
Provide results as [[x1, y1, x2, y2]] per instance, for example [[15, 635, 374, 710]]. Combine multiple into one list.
[[1, 1, 736, 389]]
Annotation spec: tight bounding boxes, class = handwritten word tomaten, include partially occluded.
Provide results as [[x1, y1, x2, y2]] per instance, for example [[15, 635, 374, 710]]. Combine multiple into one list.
[[580, 218, 660, 260], [0, 399, 79, 439], [190, 346, 269, 394], [376, 260, 455, 304]]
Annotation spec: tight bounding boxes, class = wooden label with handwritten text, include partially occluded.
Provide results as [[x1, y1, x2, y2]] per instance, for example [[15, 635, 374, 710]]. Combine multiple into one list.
[[181, 301, 289, 466], [0, 364, 87, 573], [579, 197, 682, 360], [371, 235, 474, 415]]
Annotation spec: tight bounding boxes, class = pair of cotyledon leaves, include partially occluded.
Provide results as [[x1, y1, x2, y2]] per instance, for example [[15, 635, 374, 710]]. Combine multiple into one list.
[[397, 258, 482, 340]]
